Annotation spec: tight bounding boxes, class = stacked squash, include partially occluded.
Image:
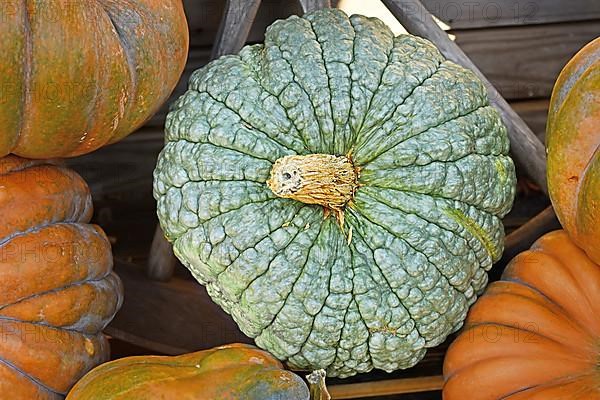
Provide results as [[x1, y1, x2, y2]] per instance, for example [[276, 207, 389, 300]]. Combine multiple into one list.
[[444, 38, 600, 399], [0, 0, 189, 397], [0, 157, 123, 398]]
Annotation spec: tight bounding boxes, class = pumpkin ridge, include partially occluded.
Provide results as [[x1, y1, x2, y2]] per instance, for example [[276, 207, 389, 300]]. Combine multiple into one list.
[[172, 137, 279, 165], [14, 0, 33, 155], [347, 15, 395, 151], [346, 210, 439, 346], [355, 188, 490, 285], [361, 101, 488, 167], [0, 276, 119, 330], [499, 372, 596, 400], [352, 56, 443, 161], [190, 89, 301, 155], [305, 15, 338, 154], [0, 356, 62, 397], [348, 201, 473, 298], [264, 16, 332, 153], [97, 2, 136, 144], [349, 224, 430, 340], [284, 220, 349, 371], [253, 219, 328, 344], [211, 204, 313, 300], [242, 47, 312, 153], [504, 255, 600, 337], [206, 204, 314, 302], [445, 339, 593, 384], [444, 207, 499, 261]]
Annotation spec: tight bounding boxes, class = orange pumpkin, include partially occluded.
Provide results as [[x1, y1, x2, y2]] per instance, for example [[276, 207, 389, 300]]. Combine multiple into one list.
[[546, 37, 600, 264], [0, 0, 188, 158], [66, 343, 310, 400], [0, 156, 123, 399], [443, 230, 600, 399]]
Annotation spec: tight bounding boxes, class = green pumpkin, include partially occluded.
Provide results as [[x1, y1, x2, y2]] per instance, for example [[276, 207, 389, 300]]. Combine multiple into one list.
[[154, 9, 516, 378]]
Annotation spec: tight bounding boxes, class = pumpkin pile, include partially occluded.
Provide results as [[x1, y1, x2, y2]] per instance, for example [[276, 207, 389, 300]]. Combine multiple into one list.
[[0, 0, 189, 398], [0, 156, 123, 399], [444, 37, 600, 399], [154, 8, 516, 378]]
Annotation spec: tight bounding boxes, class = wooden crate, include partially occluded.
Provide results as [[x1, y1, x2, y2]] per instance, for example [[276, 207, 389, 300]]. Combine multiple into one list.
[[66, 1, 598, 398]]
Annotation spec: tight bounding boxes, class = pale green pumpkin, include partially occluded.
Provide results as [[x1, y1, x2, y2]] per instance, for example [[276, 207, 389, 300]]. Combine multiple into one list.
[[154, 9, 516, 378]]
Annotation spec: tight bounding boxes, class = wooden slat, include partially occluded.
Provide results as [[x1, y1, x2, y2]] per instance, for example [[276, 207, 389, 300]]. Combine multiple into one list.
[[107, 260, 251, 355], [511, 99, 549, 140], [299, 0, 332, 13], [329, 376, 444, 399], [455, 20, 600, 100], [211, 0, 262, 59], [421, 0, 600, 29], [382, 0, 548, 192]]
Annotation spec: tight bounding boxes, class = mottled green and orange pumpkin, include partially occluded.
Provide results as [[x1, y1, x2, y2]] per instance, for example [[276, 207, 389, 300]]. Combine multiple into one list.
[[66, 343, 310, 400], [546, 37, 600, 264], [0, 0, 188, 158], [0, 156, 123, 399]]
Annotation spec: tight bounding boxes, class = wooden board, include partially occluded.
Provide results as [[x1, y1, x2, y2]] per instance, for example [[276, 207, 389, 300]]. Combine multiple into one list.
[[511, 99, 549, 141], [422, 0, 600, 29], [454, 20, 600, 100]]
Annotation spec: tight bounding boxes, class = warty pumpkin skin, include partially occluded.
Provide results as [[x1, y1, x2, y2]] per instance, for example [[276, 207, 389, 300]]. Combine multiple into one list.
[[546, 37, 600, 264], [0, 156, 124, 399], [0, 0, 189, 159], [66, 343, 310, 400], [443, 230, 600, 400], [154, 9, 516, 377]]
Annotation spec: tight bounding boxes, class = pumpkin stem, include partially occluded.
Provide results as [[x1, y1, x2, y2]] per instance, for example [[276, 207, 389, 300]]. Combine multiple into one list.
[[267, 154, 358, 226], [307, 369, 331, 400]]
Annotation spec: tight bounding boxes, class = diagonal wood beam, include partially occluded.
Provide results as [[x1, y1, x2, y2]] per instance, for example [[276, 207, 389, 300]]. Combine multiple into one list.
[[382, 0, 548, 193], [298, 0, 332, 14], [211, 0, 262, 59]]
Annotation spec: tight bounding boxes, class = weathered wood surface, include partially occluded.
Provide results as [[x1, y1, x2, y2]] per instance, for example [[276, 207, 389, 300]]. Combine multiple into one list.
[[329, 376, 444, 399], [299, 0, 332, 13], [511, 99, 549, 141], [211, 0, 262, 59], [422, 0, 600, 29], [106, 261, 251, 355], [382, 0, 548, 192], [454, 20, 600, 99]]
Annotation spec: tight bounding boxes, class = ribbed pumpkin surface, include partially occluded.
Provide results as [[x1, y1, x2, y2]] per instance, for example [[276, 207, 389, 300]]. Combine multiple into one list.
[[154, 9, 516, 377], [0, 0, 188, 158], [0, 156, 123, 399]]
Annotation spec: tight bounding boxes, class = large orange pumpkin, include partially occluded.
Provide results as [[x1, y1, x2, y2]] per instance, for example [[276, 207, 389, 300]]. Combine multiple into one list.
[[0, 0, 188, 158], [443, 230, 600, 399], [546, 37, 600, 264], [66, 343, 310, 400], [0, 156, 124, 399]]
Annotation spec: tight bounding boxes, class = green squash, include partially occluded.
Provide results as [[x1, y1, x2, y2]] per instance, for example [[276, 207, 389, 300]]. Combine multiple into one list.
[[154, 9, 516, 378]]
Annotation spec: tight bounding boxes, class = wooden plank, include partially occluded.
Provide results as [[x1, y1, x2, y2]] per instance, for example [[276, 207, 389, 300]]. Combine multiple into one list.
[[455, 20, 600, 100], [421, 0, 600, 29], [511, 99, 549, 141], [184, 0, 301, 47], [211, 0, 262, 59], [383, 0, 548, 192], [299, 0, 332, 13], [107, 260, 251, 355], [329, 376, 444, 399]]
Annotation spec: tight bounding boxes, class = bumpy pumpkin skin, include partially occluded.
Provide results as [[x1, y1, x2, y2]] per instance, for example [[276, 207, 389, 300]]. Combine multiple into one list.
[[0, 0, 188, 159], [443, 230, 600, 400], [0, 156, 124, 399], [66, 343, 310, 400], [154, 9, 516, 377], [546, 37, 600, 264]]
